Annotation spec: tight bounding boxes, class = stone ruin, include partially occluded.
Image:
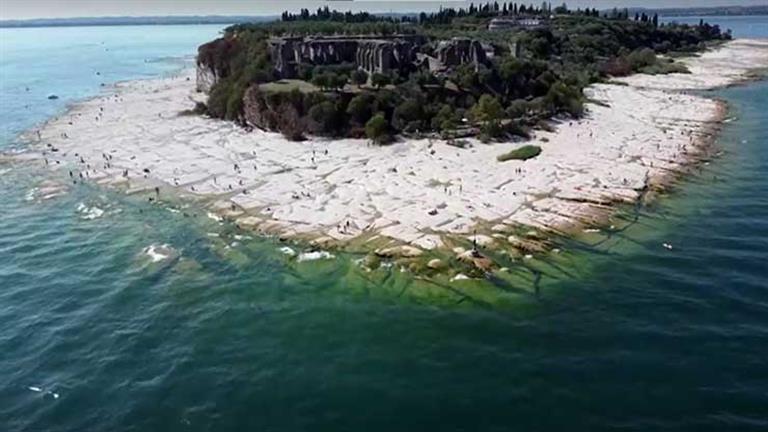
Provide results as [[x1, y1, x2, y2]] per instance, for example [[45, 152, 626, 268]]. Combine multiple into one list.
[[196, 34, 494, 94], [435, 38, 488, 69], [268, 35, 426, 78]]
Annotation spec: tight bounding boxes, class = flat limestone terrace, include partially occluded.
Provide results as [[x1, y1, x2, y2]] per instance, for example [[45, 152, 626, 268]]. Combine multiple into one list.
[[26, 40, 768, 255]]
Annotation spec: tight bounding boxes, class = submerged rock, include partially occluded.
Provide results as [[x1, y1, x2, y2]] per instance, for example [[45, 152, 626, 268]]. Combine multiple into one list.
[[458, 249, 494, 272], [427, 258, 445, 270], [451, 273, 471, 282], [375, 245, 423, 258]]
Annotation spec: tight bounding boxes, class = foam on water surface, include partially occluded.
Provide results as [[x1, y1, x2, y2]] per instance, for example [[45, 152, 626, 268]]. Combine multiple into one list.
[[76, 202, 105, 220], [142, 244, 176, 263], [297, 250, 335, 262]]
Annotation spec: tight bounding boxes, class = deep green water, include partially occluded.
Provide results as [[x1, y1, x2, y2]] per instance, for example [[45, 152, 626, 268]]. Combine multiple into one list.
[[1, 21, 768, 431]]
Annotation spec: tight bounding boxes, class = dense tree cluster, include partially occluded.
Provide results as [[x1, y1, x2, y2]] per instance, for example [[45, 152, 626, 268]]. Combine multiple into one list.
[[281, 8, 392, 24], [199, 4, 731, 142], [417, 2, 602, 25]]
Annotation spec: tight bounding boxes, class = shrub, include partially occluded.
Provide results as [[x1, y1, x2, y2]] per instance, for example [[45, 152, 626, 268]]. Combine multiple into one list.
[[470, 95, 503, 123], [351, 69, 369, 86], [640, 59, 690, 75], [506, 99, 528, 119], [347, 93, 374, 124], [503, 121, 531, 138], [365, 113, 391, 144], [472, 95, 504, 140], [311, 72, 346, 91], [599, 57, 632, 77], [627, 48, 657, 70], [308, 101, 341, 134], [545, 81, 585, 117], [371, 73, 391, 89], [393, 98, 424, 131], [497, 145, 542, 162], [432, 104, 459, 131]]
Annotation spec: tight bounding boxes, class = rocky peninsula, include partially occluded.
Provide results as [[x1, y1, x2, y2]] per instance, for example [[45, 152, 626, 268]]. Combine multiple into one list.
[[15, 3, 768, 279], [20, 36, 768, 277]]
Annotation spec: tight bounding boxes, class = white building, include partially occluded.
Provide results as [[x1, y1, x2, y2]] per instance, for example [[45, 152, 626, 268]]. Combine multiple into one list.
[[488, 17, 547, 31]]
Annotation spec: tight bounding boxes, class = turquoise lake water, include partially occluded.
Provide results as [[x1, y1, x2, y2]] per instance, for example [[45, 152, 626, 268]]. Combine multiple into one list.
[[1, 19, 767, 431]]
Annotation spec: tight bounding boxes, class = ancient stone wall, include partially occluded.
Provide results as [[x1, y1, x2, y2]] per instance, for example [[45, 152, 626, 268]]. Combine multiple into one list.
[[435, 38, 488, 68], [269, 35, 423, 78]]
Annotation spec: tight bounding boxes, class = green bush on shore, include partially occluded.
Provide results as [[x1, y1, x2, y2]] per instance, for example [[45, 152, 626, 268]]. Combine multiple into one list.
[[497, 145, 542, 162]]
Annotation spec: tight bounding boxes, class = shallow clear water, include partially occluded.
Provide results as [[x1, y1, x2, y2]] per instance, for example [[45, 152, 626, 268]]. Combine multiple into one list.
[[1, 21, 767, 432]]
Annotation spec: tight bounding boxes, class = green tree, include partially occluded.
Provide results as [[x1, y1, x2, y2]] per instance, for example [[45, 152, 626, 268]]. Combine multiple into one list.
[[431, 104, 459, 131], [411, 70, 439, 87], [505, 99, 528, 119], [346, 93, 374, 124], [393, 98, 424, 131], [329, 73, 348, 90], [365, 113, 390, 144], [533, 70, 558, 96], [309, 101, 340, 133], [371, 73, 391, 89], [471, 95, 504, 140], [351, 69, 369, 86], [207, 81, 232, 119], [626, 48, 657, 70], [311, 72, 346, 91], [452, 64, 478, 89], [545, 81, 584, 117], [499, 56, 524, 82], [373, 89, 398, 117], [311, 73, 330, 90], [470, 95, 503, 123]]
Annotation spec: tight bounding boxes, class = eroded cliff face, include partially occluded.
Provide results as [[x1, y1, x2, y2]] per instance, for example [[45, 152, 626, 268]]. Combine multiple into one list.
[[196, 64, 218, 93], [242, 86, 356, 139], [242, 86, 280, 130], [242, 86, 311, 138], [196, 36, 240, 93]]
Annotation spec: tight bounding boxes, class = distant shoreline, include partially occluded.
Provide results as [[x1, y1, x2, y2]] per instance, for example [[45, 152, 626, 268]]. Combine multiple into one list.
[[0, 16, 276, 29], [3, 7, 768, 29]]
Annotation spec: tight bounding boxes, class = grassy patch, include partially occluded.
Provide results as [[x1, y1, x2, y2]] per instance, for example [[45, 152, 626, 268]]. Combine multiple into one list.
[[260, 79, 320, 94], [446, 138, 471, 149], [497, 145, 542, 162], [640, 60, 690, 75]]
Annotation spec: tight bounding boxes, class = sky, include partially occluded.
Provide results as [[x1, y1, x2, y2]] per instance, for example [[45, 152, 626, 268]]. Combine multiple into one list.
[[0, 0, 765, 20]]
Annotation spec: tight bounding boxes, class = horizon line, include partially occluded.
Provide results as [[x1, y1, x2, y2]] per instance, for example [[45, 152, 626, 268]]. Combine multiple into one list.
[[2, 5, 766, 25]]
